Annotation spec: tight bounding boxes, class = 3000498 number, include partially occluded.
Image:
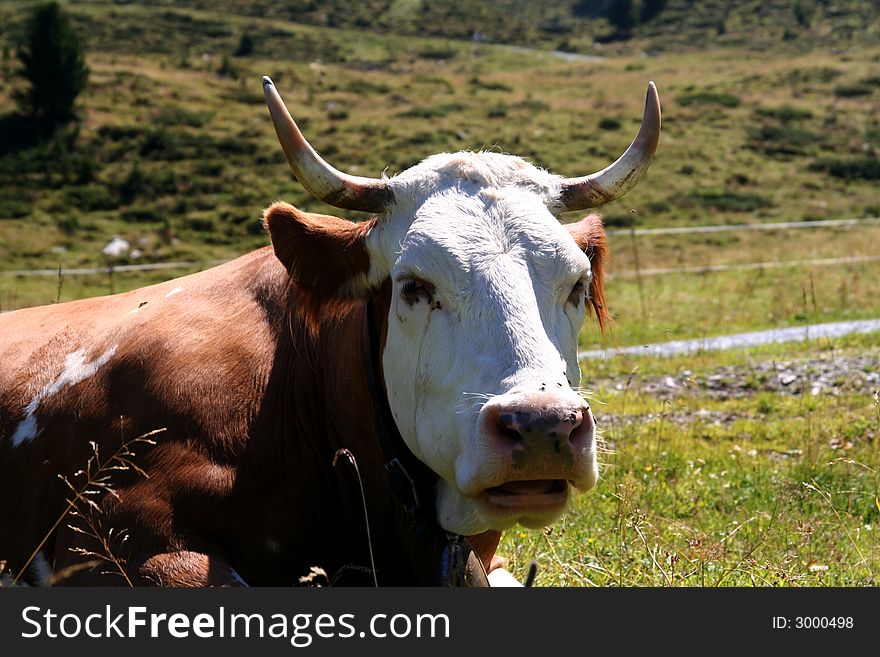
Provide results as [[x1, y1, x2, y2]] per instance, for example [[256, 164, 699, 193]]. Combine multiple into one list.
[[795, 617, 854, 629]]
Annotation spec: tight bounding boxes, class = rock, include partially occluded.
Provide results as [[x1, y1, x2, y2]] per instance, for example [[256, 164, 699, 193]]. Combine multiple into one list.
[[101, 236, 130, 258]]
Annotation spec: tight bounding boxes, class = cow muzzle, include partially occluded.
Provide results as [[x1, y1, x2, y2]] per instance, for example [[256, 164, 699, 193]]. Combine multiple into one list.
[[458, 391, 598, 523]]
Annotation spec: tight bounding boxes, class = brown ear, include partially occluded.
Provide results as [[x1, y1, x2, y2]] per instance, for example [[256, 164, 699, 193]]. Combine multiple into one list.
[[263, 202, 377, 298], [566, 214, 610, 332]]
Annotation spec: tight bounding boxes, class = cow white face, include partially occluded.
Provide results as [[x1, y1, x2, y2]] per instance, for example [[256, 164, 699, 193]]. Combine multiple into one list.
[[365, 154, 601, 535], [262, 76, 659, 537]]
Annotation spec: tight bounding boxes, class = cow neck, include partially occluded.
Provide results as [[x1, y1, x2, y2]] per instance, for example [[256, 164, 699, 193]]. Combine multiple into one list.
[[361, 292, 437, 535], [361, 293, 489, 587]]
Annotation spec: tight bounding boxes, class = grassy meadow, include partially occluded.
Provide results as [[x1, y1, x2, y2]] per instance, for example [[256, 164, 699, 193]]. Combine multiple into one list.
[[1, 1, 879, 586], [502, 334, 880, 586]]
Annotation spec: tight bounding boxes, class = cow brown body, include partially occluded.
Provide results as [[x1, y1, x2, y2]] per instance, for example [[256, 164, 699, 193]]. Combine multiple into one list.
[[0, 245, 491, 585]]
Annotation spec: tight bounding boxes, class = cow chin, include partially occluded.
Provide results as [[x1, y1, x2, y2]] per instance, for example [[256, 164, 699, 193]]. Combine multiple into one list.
[[434, 466, 598, 536]]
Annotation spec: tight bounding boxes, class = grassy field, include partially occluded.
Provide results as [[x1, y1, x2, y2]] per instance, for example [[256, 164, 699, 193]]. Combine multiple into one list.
[[501, 334, 880, 586], [1, 1, 879, 586]]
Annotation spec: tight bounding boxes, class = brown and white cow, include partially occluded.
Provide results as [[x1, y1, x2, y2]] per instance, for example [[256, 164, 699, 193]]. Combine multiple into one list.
[[0, 78, 660, 586]]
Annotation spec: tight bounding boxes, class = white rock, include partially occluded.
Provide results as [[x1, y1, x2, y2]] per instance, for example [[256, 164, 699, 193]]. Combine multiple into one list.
[[102, 236, 130, 257]]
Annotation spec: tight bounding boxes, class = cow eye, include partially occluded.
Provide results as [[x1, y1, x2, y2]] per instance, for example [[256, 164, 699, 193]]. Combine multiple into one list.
[[401, 278, 435, 306], [567, 279, 587, 307]]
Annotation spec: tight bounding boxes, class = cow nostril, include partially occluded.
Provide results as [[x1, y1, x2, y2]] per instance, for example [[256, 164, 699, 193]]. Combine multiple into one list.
[[568, 408, 594, 449], [496, 413, 524, 444]]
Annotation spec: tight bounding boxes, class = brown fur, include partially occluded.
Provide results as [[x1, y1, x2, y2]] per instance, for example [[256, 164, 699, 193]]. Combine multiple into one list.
[[264, 201, 376, 299], [566, 214, 610, 331]]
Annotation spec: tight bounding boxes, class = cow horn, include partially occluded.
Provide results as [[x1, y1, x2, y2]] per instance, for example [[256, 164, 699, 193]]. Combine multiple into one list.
[[558, 81, 661, 211], [263, 76, 393, 213]]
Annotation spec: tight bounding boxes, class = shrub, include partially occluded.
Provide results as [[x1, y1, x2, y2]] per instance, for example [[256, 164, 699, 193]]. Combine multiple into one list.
[[512, 99, 550, 113], [14, 2, 89, 126], [234, 34, 254, 57], [69, 152, 97, 184], [154, 105, 206, 128], [121, 204, 167, 223], [344, 79, 390, 95], [747, 124, 821, 156], [418, 46, 457, 60], [676, 91, 741, 108], [689, 188, 773, 212], [399, 103, 464, 119], [65, 184, 116, 211], [834, 83, 874, 98], [470, 77, 513, 92], [55, 214, 79, 235], [781, 67, 842, 86], [810, 156, 880, 180], [754, 106, 813, 123], [0, 198, 33, 219], [601, 213, 637, 228], [185, 216, 215, 232], [116, 163, 147, 203], [139, 128, 177, 159], [598, 117, 622, 131], [645, 200, 672, 213], [216, 55, 238, 79], [607, 0, 639, 34]]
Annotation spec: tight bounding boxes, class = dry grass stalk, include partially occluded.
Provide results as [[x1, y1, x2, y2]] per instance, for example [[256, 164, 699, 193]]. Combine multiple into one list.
[[11, 428, 163, 586]]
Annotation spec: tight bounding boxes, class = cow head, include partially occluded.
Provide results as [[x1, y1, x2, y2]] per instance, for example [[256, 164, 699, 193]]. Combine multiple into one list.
[[262, 77, 660, 536]]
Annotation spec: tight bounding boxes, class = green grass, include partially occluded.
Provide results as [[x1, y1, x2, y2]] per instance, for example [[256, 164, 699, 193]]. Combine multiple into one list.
[[501, 336, 880, 586]]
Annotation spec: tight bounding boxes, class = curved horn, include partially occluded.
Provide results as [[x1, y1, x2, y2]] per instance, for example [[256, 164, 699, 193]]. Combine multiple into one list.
[[262, 76, 393, 213], [559, 81, 661, 211]]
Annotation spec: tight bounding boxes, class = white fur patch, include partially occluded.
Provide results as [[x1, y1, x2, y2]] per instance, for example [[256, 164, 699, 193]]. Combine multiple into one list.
[[11, 346, 118, 448], [487, 568, 524, 587], [165, 287, 183, 298], [10, 399, 40, 447]]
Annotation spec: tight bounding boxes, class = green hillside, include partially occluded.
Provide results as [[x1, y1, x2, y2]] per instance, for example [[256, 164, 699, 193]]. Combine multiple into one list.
[[0, 1, 878, 337], [43, 0, 880, 55]]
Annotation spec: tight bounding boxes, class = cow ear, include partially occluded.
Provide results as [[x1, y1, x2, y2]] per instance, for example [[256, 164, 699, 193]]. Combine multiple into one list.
[[263, 202, 378, 298], [566, 214, 610, 332]]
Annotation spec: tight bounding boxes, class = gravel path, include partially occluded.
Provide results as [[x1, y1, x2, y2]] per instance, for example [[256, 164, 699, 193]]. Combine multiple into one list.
[[594, 352, 880, 400], [579, 319, 880, 360]]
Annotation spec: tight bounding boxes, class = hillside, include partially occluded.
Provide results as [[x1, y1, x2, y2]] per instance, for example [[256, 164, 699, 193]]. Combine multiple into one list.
[[50, 0, 880, 56], [0, 0, 878, 344]]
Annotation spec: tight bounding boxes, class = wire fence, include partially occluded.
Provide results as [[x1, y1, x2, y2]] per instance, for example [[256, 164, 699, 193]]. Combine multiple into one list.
[[604, 215, 880, 237], [2, 217, 880, 280], [0, 260, 228, 278], [613, 254, 880, 279]]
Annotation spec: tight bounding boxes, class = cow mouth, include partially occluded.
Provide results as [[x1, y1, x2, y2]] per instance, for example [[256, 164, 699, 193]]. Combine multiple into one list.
[[483, 479, 568, 508]]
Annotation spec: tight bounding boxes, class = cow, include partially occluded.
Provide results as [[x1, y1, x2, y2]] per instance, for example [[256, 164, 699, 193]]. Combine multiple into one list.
[[0, 77, 660, 586]]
